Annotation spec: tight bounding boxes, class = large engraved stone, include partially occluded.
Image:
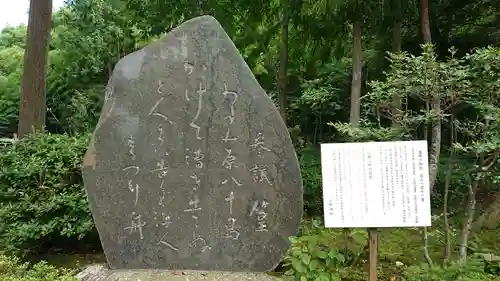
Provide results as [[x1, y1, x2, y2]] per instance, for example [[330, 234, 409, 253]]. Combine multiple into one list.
[[82, 15, 303, 272]]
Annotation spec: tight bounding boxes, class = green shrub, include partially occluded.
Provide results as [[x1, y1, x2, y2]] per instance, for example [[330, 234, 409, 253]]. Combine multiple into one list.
[[0, 133, 94, 253], [280, 231, 345, 281], [280, 220, 354, 281], [0, 255, 77, 281]]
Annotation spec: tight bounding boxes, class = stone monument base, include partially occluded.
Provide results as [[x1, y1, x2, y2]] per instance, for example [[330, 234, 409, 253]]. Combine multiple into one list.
[[76, 264, 278, 281]]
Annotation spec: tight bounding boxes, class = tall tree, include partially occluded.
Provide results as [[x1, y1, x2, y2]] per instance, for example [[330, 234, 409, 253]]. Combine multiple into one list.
[[349, 1, 362, 126], [419, 0, 431, 43], [419, 0, 440, 193], [420, 0, 439, 266], [390, 0, 402, 126], [18, 0, 53, 138], [278, 0, 289, 120]]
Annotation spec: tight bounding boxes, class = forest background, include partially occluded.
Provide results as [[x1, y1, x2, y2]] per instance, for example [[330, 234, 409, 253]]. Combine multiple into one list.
[[0, 0, 499, 280]]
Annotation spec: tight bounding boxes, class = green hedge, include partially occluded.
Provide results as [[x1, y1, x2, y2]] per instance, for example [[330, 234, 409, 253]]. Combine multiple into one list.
[[0, 133, 94, 253], [0, 255, 77, 281]]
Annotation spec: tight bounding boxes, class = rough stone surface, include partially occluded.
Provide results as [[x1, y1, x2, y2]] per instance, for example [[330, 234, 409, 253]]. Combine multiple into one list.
[[76, 264, 278, 281], [82, 15, 303, 272]]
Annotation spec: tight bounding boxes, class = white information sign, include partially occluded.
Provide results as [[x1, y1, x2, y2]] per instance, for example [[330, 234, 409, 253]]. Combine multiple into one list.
[[320, 140, 432, 228]]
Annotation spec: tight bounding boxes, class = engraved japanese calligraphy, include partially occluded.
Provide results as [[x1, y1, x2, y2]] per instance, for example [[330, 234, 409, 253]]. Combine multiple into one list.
[[81, 16, 302, 272]]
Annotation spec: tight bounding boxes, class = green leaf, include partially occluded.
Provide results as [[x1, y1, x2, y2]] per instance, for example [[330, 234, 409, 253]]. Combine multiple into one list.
[[319, 272, 331, 281], [314, 250, 328, 259], [301, 254, 311, 265], [292, 258, 306, 273], [330, 273, 342, 281], [309, 259, 319, 271]]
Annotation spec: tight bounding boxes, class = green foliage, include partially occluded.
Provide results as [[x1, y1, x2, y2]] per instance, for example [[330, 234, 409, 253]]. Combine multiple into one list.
[[0, 133, 94, 253], [0, 255, 77, 281], [332, 45, 500, 209], [401, 258, 496, 281], [0, 26, 27, 48], [0, 45, 24, 132], [0, 0, 499, 274], [281, 225, 345, 281], [485, 259, 500, 276], [292, 58, 351, 142], [280, 217, 500, 281], [297, 146, 323, 215]]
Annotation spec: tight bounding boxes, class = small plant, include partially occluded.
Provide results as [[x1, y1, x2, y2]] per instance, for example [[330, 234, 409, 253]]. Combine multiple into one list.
[[280, 228, 346, 281], [0, 255, 77, 281]]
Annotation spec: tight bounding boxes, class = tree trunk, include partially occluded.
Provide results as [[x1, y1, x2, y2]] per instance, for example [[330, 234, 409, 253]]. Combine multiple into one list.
[[392, 21, 402, 53], [423, 98, 440, 267], [349, 20, 362, 126], [443, 151, 453, 265], [390, 19, 402, 127], [420, 0, 440, 192], [277, 0, 289, 122], [428, 98, 441, 192], [18, 0, 53, 138], [443, 93, 456, 266], [420, 0, 432, 43], [423, 227, 433, 266], [422, 101, 436, 266], [459, 178, 478, 264], [347, 15, 363, 260]]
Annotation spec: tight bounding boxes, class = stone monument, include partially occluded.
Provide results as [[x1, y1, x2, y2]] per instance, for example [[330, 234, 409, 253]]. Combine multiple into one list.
[[82, 15, 303, 273]]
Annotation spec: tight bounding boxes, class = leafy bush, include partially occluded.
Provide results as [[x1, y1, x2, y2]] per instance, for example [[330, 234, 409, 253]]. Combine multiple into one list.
[[0, 255, 77, 281], [281, 228, 346, 281], [0, 133, 94, 253]]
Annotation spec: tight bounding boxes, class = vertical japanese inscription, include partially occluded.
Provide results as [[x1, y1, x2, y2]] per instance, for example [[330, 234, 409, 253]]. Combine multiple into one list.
[[121, 78, 179, 248], [184, 63, 211, 253], [250, 132, 271, 157], [338, 149, 345, 224], [248, 130, 273, 231], [157, 214, 178, 252], [221, 83, 238, 143], [224, 191, 240, 239], [410, 148, 417, 221], [249, 200, 269, 232], [123, 166, 140, 206], [122, 135, 146, 240], [361, 148, 369, 214], [124, 212, 146, 240], [150, 82, 178, 250], [327, 149, 337, 218], [220, 83, 242, 241], [401, 146, 408, 224], [415, 148, 426, 224], [190, 83, 206, 140]]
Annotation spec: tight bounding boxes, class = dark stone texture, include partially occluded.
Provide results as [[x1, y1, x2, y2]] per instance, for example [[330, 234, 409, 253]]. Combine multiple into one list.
[[82, 15, 302, 272]]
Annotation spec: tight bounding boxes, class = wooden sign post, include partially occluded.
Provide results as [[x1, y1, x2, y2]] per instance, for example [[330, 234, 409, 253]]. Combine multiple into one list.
[[320, 141, 432, 281], [368, 228, 378, 281]]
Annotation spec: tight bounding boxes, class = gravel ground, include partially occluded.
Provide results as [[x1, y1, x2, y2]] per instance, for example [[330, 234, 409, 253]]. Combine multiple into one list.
[[77, 264, 279, 281]]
